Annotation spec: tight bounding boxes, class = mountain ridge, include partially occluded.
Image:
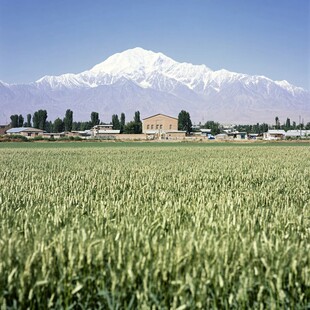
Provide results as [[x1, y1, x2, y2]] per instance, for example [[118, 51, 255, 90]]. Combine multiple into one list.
[[0, 47, 309, 124]]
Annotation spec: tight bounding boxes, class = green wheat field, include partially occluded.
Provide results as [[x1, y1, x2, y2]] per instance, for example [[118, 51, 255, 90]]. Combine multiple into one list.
[[0, 142, 309, 309]]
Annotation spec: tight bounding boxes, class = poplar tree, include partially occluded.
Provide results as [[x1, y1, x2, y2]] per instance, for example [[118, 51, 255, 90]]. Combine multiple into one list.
[[112, 114, 120, 130], [10, 114, 19, 127], [120, 113, 125, 133], [64, 109, 73, 132], [90, 112, 100, 127]]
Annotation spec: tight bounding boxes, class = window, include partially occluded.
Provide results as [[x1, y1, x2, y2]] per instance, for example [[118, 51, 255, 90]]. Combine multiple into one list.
[[156, 125, 159, 129], [169, 124, 172, 129], [151, 125, 153, 129], [147, 125, 149, 129], [160, 125, 162, 129]]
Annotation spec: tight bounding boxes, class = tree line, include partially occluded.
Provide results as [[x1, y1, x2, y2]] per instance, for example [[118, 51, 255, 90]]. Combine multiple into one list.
[[9, 110, 143, 134], [10, 110, 310, 135]]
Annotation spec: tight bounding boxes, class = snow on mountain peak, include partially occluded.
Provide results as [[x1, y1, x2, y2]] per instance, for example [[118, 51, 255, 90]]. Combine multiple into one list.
[[1, 47, 309, 125], [89, 47, 176, 76], [86, 47, 215, 90], [32, 47, 306, 96]]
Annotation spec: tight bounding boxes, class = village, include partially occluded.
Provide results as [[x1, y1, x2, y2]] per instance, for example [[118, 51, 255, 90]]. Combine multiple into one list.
[[1, 113, 309, 142]]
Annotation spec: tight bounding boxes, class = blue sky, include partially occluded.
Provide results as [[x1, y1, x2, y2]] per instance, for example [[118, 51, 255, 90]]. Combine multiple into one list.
[[0, 0, 309, 89]]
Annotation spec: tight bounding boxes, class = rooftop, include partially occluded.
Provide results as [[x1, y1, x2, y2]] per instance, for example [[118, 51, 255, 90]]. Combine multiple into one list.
[[6, 127, 44, 133], [142, 113, 177, 121]]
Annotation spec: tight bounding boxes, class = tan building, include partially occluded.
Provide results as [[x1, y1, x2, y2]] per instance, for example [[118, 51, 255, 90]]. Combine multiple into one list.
[[142, 114, 178, 133], [6, 127, 44, 137]]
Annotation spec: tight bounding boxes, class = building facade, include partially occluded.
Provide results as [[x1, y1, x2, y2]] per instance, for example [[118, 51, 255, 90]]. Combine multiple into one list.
[[6, 127, 44, 137], [91, 124, 120, 138], [263, 130, 286, 140], [142, 114, 178, 133], [0, 124, 11, 135]]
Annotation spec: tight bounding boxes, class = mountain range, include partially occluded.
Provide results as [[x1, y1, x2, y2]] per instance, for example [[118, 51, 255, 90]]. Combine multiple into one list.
[[0, 47, 309, 124]]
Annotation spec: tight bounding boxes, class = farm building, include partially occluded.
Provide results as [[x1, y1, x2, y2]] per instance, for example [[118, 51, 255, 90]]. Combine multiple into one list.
[[43, 132, 66, 139], [248, 133, 259, 140], [6, 127, 44, 137], [285, 130, 310, 138], [68, 130, 91, 138], [215, 133, 229, 140], [143, 114, 187, 140], [91, 125, 120, 138], [200, 129, 212, 136], [142, 114, 178, 133], [0, 124, 11, 135], [145, 130, 186, 140], [163, 130, 186, 140], [263, 130, 286, 140], [228, 131, 247, 140]]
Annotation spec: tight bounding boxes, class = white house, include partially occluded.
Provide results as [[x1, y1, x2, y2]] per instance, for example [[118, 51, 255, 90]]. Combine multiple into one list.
[[91, 125, 120, 137], [263, 130, 286, 140]]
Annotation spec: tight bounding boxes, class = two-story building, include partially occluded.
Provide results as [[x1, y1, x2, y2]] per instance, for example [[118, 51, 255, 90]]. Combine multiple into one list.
[[142, 114, 186, 140], [142, 114, 178, 133]]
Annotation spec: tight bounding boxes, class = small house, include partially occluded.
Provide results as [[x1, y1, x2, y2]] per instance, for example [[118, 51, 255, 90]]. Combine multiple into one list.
[[215, 133, 229, 140], [94, 130, 121, 139], [6, 127, 44, 137], [200, 129, 212, 137], [263, 130, 286, 140], [91, 125, 120, 138], [248, 133, 259, 140], [286, 130, 310, 139], [0, 124, 11, 135], [228, 131, 247, 140]]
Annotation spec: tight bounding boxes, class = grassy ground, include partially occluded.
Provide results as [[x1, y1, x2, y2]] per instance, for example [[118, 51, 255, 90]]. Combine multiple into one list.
[[0, 143, 309, 309], [0, 140, 309, 149]]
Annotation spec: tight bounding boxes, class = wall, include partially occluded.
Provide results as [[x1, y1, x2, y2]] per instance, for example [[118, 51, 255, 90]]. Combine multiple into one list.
[[142, 114, 178, 133]]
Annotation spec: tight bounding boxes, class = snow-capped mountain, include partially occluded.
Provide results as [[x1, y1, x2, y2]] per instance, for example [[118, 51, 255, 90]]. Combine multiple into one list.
[[0, 47, 309, 124]]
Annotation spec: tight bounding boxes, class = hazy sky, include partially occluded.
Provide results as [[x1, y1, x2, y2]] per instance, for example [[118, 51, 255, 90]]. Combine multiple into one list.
[[0, 0, 309, 89]]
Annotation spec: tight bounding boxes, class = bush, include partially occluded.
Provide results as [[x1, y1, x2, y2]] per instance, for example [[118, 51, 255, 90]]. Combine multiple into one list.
[[0, 134, 29, 142], [31, 135, 45, 141]]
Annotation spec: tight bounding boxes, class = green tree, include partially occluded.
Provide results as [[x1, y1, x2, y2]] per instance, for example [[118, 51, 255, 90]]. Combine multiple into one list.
[[202, 121, 221, 135], [112, 114, 120, 130], [45, 121, 53, 133], [10, 114, 19, 127], [124, 121, 136, 134], [285, 118, 291, 130], [33, 112, 39, 129], [72, 122, 80, 131], [53, 118, 64, 133], [275, 116, 280, 129], [133, 111, 142, 134], [33, 110, 47, 130], [26, 114, 32, 127], [90, 112, 100, 127], [178, 110, 192, 133], [18, 115, 24, 127], [120, 113, 125, 133], [80, 122, 92, 131], [305, 122, 310, 130], [64, 109, 73, 132], [260, 123, 269, 133], [253, 123, 260, 134]]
